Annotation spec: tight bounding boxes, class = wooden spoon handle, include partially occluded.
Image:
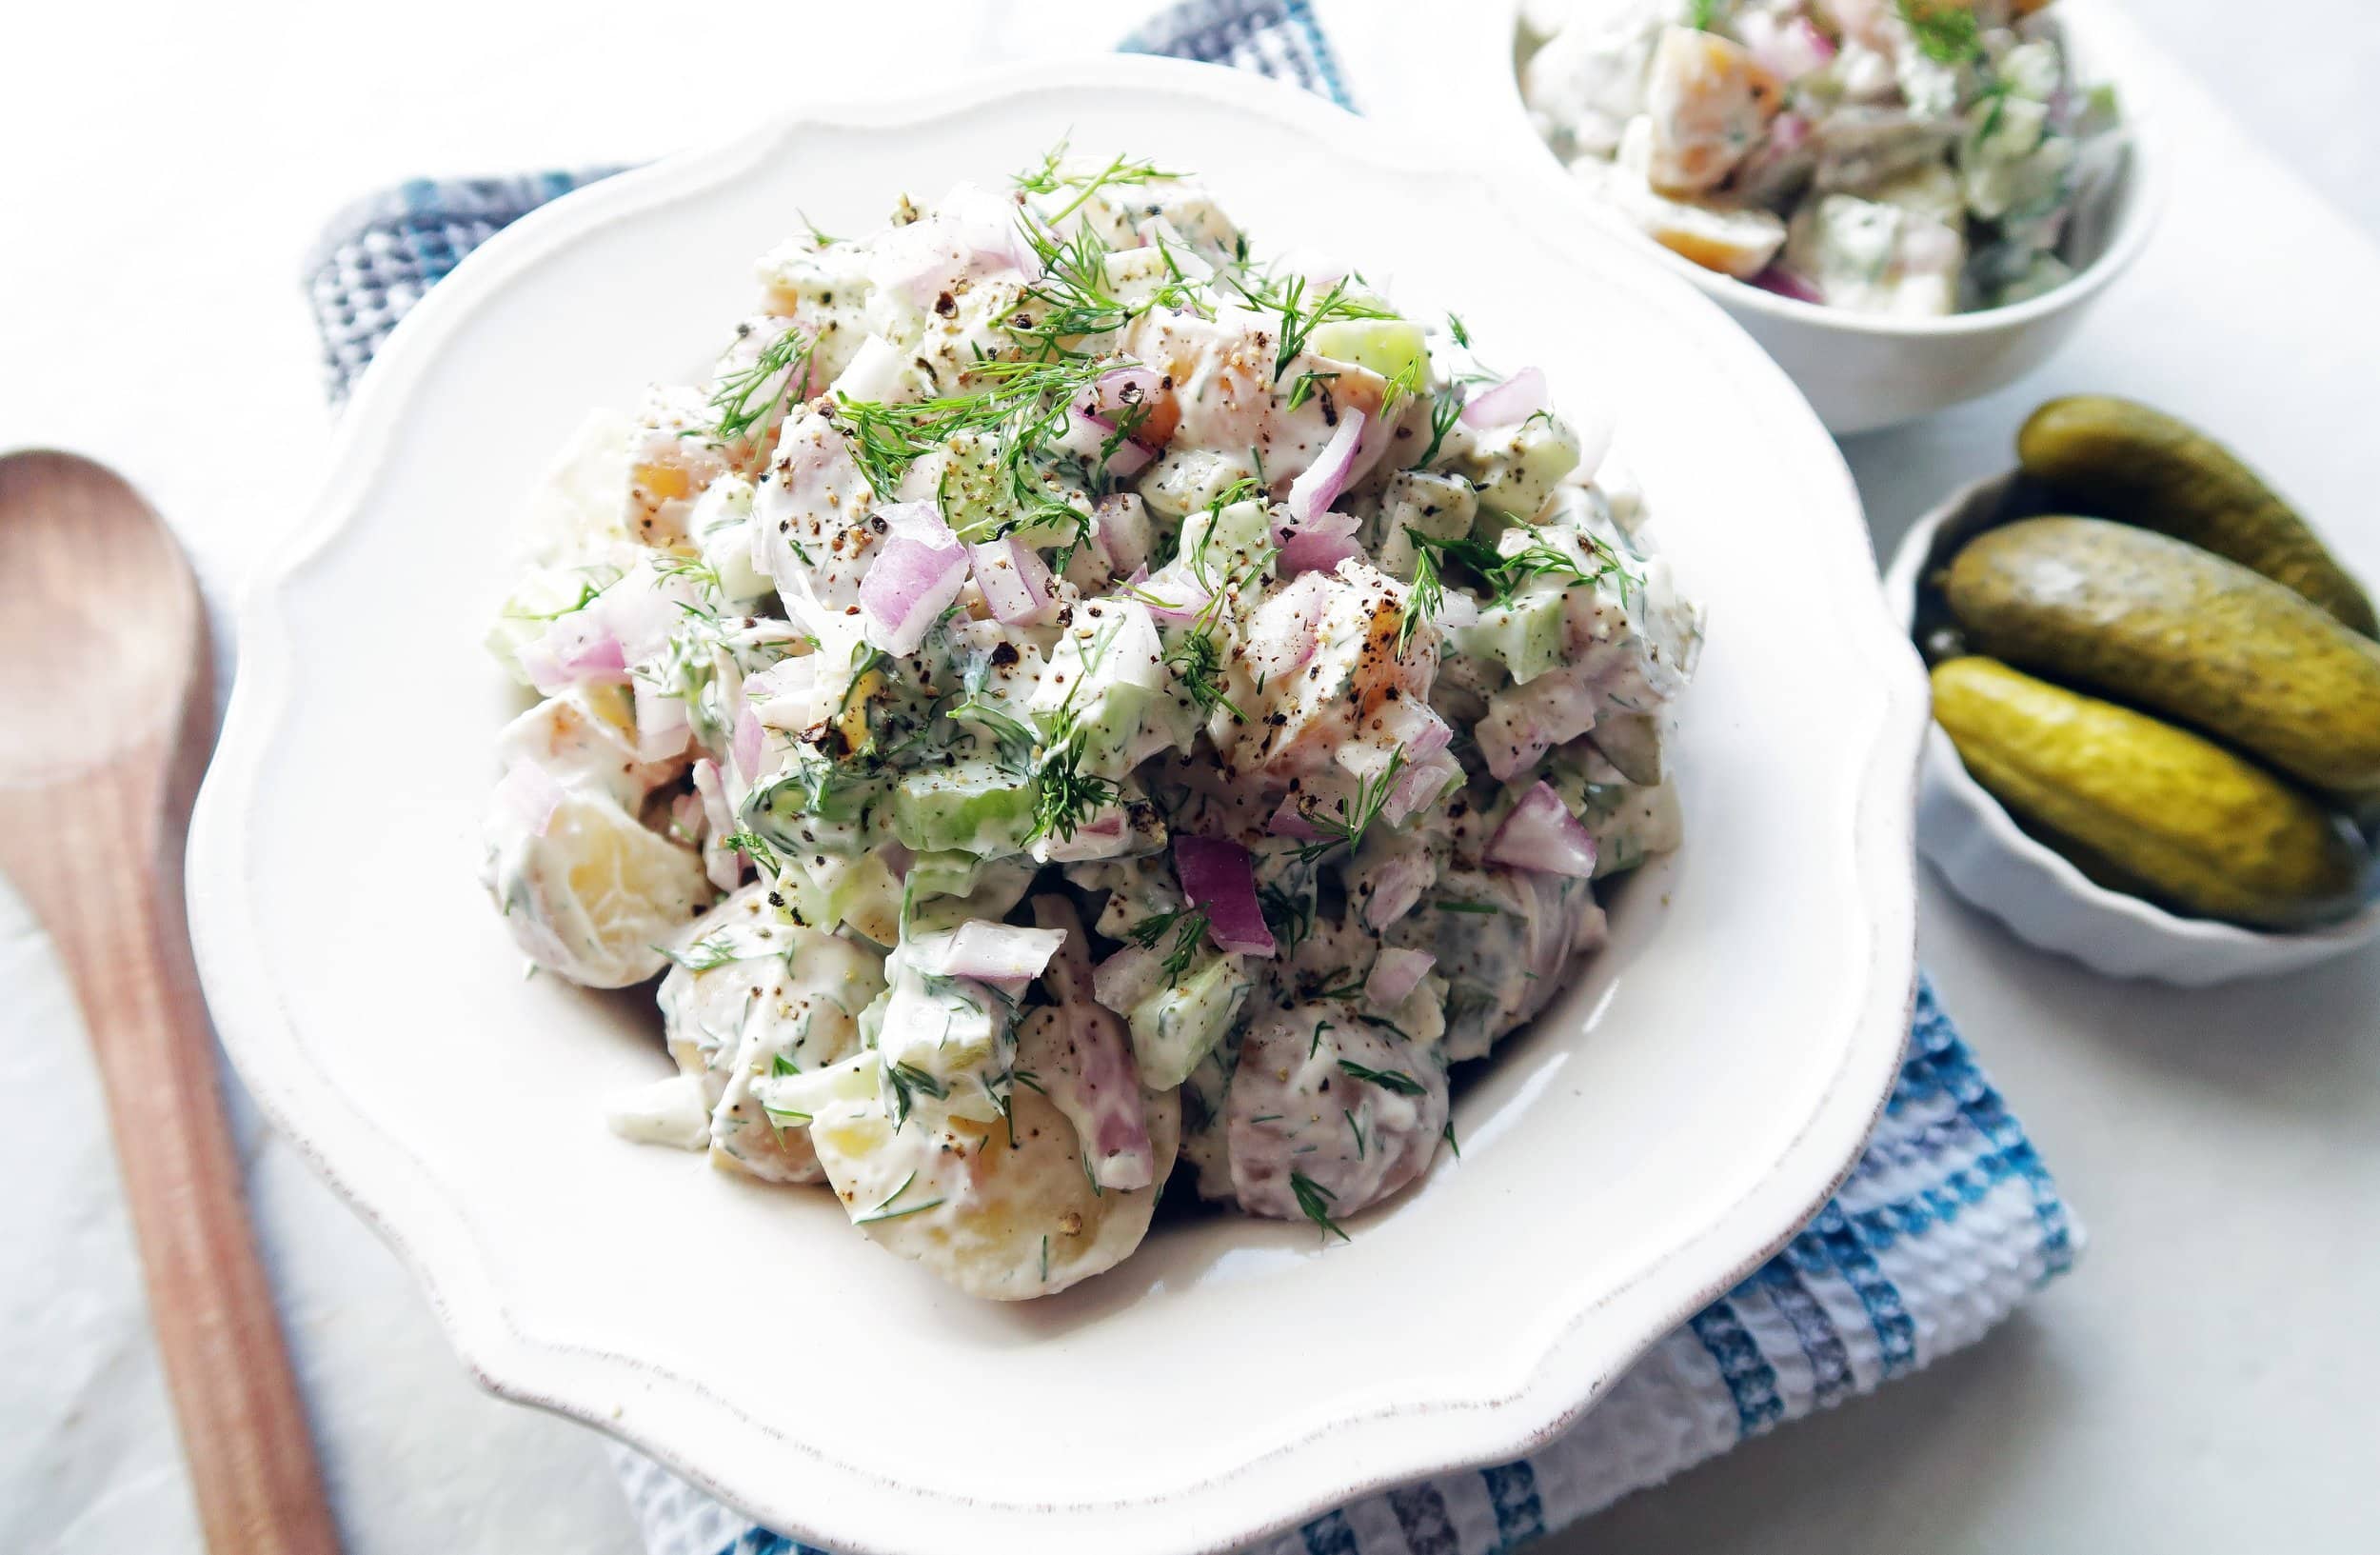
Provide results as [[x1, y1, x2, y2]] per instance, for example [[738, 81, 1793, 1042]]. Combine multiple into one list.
[[21, 768, 342, 1555]]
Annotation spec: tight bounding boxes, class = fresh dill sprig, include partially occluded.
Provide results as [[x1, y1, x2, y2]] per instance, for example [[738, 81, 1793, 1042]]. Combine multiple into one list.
[[1441, 1118, 1461, 1158], [1896, 0, 1981, 64], [1338, 1059, 1427, 1097], [1025, 719, 1121, 845], [1686, 0, 1721, 30], [1344, 1107, 1367, 1159], [796, 209, 840, 249], [1289, 749, 1409, 863], [1406, 525, 1641, 608], [1257, 880, 1315, 958], [500, 571, 616, 623], [1128, 905, 1213, 983], [1396, 531, 1445, 656], [1012, 141, 1186, 217], [706, 326, 815, 446], [1417, 388, 1464, 468], [1230, 271, 1401, 383], [656, 931, 747, 974], [717, 829, 783, 876], [853, 1169, 945, 1224], [1165, 621, 1242, 721], [1379, 353, 1425, 418], [1437, 900, 1506, 916], [883, 1060, 947, 1132], [1290, 1170, 1351, 1244], [1445, 312, 1473, 349], [1283, 368, 1340, 413]]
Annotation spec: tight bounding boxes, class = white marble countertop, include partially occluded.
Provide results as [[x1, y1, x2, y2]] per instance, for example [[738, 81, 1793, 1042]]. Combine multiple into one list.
[[5, 3, 2376, 1551]]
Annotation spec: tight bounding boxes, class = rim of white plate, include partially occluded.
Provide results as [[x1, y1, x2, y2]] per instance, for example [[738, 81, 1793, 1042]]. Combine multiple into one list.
[[186, 53, 1926, 1555]]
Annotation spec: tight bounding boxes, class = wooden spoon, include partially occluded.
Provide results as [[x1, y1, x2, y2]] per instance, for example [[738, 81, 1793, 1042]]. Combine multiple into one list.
[[0, 450, 341, 1554]]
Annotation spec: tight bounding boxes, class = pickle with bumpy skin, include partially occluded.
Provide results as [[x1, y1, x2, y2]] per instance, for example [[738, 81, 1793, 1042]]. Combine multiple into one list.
[[2015, 396, 2378, 636], [1930, 657, 2366, 929], [1943, 517, 2380, 799]]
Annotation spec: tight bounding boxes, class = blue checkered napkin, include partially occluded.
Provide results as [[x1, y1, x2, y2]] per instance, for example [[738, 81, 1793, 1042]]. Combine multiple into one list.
[[306, 6, 2079, 1550]]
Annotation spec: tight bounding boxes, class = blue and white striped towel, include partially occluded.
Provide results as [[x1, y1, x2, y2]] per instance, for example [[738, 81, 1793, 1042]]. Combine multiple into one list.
[[304, 5, 2078, 1549]]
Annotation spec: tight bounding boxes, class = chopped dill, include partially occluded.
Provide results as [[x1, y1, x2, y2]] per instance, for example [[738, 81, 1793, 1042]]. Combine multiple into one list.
[[1025, 719, 1121, 845], [706, 326, 815, 446], [1417, 388, 1464, 467], [716, 829, 783, 877], [1896, 0, 1981, 64], [1290, 1170, 1350, 1244], [1230, 270, 1401, 383], [1129, 905, 1213, 983], [1289, 749, 1409, 863], [1396, 531, 1444, 655], [883, 1060, 947, 1131], [1339, 1059, 1426, 1097]]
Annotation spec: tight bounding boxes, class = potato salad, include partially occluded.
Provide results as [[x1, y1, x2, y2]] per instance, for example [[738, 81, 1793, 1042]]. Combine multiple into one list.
[[1521, 0, 2122, 315], [480, 151, 1702, 1299]]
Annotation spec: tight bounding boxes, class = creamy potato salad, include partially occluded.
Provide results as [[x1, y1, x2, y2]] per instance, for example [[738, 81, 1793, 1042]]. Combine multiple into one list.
[[1522, 0, 2122, 315], [481, 151, 1701, 1299]]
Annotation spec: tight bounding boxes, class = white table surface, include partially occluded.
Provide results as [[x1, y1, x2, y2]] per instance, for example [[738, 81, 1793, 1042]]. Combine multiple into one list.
[[5, 3, 2377, 1551]]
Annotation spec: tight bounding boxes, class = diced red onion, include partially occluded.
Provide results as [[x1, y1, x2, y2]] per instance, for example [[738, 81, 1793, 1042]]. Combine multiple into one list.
[[1766, 110, 1815, 154], [1376, 699, 1454, 760], [492, 761, 564, 837], [1267, 799, 1323, 841], [969, 537, 1051, 625], [1362, 850, 1436, 930], [1094, 494, 1152, 577], [1091, 943, 1163, 1017], [1750, 265, 1826, 306], [631, 676, 690, 763], [1174, 835, 1277, 957], [1086, 366, 1163, 424], [520, 613, 628, 696], [860, 505, 968, 656], [1460, 367, 1549, 429], [1364, 947, 1436, 1010], [1135, 563, 1212, 622], [1277, 528, 1361, 578], [1036, 806, 1130, 864], [747, 657, 820, 731], [1383, 750, 1462, 827], [876, 839, 915, 882], [1484, 782, 1600, 878], [1284, 409, 1366, 528], [1741, 17, 1835, 82], [731, 707, 764, 781]]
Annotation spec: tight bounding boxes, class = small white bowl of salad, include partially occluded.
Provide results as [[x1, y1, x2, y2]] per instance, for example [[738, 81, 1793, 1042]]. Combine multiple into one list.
[[1460, 0, 2162, 432]]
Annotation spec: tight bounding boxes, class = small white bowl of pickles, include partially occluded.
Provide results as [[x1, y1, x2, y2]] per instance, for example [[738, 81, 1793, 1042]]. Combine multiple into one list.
[[1888, 396, 2380, 986]]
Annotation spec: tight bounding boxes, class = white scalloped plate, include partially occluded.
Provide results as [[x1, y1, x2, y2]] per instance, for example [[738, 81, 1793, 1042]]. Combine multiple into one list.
[[187, 56, 1923, 1555]]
